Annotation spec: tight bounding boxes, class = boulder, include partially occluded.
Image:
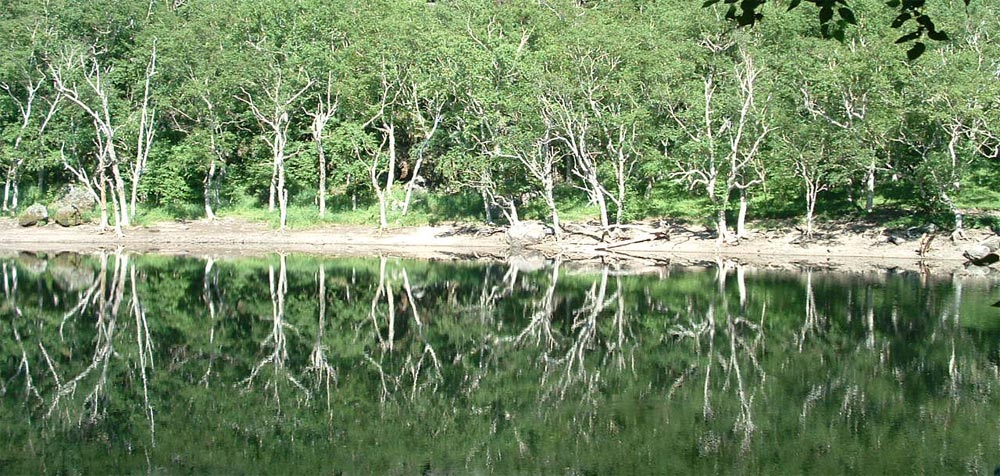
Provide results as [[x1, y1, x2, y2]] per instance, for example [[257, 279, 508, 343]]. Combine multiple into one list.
[[53, 205, 85, 227], [49, 185, 96, 227], [17, 203, 48, 227], [507, 220, 551, 248], [963, 235, 1000, 266], [16, 252, 48, 275], [49, 254, 96, 291]]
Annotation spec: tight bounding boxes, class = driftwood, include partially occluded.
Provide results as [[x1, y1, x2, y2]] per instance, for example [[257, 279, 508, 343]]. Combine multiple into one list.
[[562, 223, 606, 242], [594, 231, 671, 251], [917, 233, 935, 257]]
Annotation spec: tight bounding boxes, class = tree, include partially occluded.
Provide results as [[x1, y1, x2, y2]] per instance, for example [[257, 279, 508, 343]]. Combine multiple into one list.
[[237, 66, 313, 230], [704, 0, 967, 59], [667, 38, 772, 242]]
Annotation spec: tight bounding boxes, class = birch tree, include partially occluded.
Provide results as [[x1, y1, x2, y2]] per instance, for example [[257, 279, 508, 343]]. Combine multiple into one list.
[[669, 41, 771, 242], [306, 73, 338, 218], [1, 66, 60, 213], [237, 66, 313, 230], [49, 46, 132, 235]]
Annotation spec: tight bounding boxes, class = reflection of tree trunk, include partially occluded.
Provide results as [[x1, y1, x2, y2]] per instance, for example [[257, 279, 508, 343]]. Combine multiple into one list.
[[242, 255, 308, 411], [44, 252, 126, 423], [514, 260, 560, 349], [865, 284, 875, 349], [307, 264, 336, 413], [4, 262, 42, 401], [560, 267, 609, 399], [736, 264, 747, 316], [130, 260, 156, 442], [727, 314, 756, 454], [798, 269, 819, 352], [369, 256, 391, 350], [703, 303, 716, 421], [401, 267, 443, 399], [200, 258, 221, 386]]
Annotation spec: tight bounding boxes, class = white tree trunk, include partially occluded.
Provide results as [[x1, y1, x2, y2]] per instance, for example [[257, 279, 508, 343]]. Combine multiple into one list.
[[736, 189, 748, 238], [865, 168, 875, 213], [204, 159, 217, 220], [716, 208, 729, 243], [317, 146, 327, 218]]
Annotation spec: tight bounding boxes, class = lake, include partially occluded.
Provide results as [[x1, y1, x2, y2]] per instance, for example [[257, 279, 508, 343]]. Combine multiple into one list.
[[1, 252, 999, 475]]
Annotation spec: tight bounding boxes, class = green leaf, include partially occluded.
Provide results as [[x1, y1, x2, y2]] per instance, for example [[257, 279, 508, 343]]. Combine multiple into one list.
[[832, 27, 845, 42], [890, 13, 911, 29], [838, 7, 857, 25], [819, 6, 833, 24], [895, 31, 921, 44], [787, 0, 802, 11], [906, 42, 926, 60], [927, 30, 949, 41], [702, 0, 721, 7]]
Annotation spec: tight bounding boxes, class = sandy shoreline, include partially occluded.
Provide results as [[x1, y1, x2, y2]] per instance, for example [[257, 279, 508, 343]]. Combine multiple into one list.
[[1, 217, 997, 276]]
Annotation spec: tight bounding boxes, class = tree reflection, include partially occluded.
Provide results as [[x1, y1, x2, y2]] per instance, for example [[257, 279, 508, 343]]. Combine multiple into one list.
[[1, 253, 998, 474]]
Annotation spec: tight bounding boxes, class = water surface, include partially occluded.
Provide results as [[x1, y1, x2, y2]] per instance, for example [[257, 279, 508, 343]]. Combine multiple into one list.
[[1, 252, 999, 475]]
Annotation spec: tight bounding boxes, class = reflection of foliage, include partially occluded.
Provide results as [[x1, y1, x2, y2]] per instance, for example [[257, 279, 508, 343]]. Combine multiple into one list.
[[1, 253, 999, 474]]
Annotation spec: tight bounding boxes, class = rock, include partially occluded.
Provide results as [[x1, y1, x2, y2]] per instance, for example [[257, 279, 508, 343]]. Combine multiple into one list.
[[53, 205, 85, 227], [49, 185, 96, 227], [17, 203, 48, 227], [506, 252, 548, 273], [16, 252, 48, 274], [49, 254, 96, 291], [507, 221, 551, 248], [963, 235, 1000, 265]]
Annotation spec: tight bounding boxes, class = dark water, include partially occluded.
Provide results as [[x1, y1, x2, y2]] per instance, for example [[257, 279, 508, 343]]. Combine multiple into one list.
[[1, 252, 999, 475]]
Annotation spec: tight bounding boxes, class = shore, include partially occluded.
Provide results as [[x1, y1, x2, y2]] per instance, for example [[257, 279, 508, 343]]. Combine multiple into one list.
[[1, 217, 996, 275]]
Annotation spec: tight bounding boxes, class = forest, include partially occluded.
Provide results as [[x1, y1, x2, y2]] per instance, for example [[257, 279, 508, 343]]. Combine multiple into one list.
[[0, 0, 998, 238]]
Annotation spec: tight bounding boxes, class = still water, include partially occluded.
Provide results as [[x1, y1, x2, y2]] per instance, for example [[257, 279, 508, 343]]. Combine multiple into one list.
[[1, 252, 999, 475]]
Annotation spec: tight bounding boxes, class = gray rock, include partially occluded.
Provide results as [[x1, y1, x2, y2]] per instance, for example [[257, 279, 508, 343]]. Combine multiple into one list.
[[49, 185, 96, 227], [49, 254, 96, 291], [17, 203, 48, 227], [963, 235, 1000, 265], [16, 252, 48, 274], [506, 252, 548, 273], [507, 221, 551, 248], [53, 205, 85, 227]]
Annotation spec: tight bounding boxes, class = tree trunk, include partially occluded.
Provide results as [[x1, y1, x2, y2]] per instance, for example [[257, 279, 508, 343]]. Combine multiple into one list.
[[736, 189, 748, 238], [592, 176, 610, 231], [276, 153, 287, 228], [99, 180, 109, 229], [805, 193, 816, 239], [865, 168, 875, 213], [317, 144, 327, 218], [716, 208, 729, 243], [204, 160, 217, 220], [2, 170, 12, 212], [378, 122, 396, 230], [401, 114, 440, 216], [279, 188, 288, 230], [269, 161, 278, 212], [110, 161, 130, 227], [10, 174, 17, 211], [482, 190, 493, 224], [544, 183, 561, 239]]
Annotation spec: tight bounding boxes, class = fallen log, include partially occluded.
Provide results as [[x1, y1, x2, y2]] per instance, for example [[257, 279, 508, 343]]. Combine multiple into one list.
[[594, 231, 670, 251]]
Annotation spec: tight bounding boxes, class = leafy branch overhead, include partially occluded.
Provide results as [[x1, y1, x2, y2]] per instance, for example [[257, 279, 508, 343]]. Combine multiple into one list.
[[703, 0, 967, 59]]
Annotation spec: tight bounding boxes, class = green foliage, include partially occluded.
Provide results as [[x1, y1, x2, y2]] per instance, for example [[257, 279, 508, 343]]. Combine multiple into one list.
[[2, 253, 1000, 474], [0, 0, 995, 232]]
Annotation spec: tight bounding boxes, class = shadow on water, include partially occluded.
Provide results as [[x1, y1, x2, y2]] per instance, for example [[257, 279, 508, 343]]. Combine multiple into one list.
[[1, 251, 1000, 475]]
